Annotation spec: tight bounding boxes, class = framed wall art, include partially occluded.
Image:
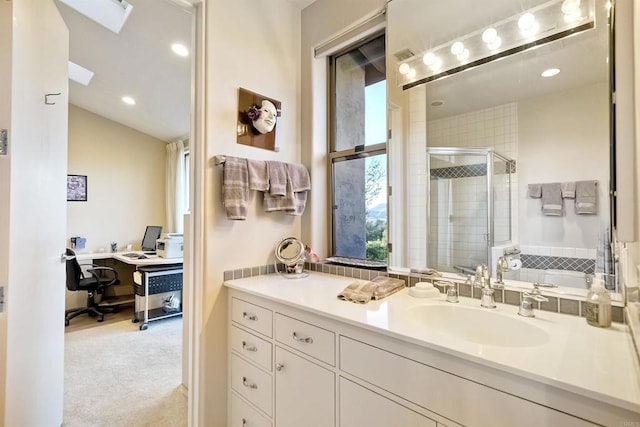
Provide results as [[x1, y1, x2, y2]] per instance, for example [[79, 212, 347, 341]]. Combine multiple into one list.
[[237, 87, 282, 152], [67, 174, 87, 201]]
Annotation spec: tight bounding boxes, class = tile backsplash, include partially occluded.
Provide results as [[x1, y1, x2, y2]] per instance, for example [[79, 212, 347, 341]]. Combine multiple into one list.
[[222, 261, 624, 323]]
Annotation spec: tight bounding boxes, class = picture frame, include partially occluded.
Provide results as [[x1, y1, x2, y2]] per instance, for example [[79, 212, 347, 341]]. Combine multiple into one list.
[[67, 174, 87, 202]]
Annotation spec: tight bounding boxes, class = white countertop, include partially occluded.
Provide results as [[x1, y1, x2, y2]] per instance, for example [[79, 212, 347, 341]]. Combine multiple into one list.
[[225, 271, 640, 414], [75, 251, 182, 266]]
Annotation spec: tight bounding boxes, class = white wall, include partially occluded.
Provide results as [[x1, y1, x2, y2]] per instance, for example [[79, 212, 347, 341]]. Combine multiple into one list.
[[201, 0, 301, 424], [0, 0, 11, 417], [519, 81, 609, 249], [66, 105, 167, 253]]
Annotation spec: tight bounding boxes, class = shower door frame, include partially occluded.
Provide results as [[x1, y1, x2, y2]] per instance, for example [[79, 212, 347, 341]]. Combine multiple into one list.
[[426, 147, 513, 273]]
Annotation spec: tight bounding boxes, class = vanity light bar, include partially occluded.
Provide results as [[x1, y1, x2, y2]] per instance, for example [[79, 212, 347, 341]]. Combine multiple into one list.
[[397, 0, 595, 89]]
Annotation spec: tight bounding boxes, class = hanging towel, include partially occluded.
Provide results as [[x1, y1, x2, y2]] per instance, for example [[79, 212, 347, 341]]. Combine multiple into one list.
[[267, 161, 287, 196], [222, 156, 249, 220], [575, 180, 598, 215], [264, 175, 296, 213], [541, 183, 562, 216], [561, 182, 576, 199], [285, 163, 311, 216], [528, 183, 542, 198], [247, 159, 269, 191]]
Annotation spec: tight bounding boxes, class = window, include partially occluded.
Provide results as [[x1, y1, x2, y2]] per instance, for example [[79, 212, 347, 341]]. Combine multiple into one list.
[[329, 33, 387, 262]]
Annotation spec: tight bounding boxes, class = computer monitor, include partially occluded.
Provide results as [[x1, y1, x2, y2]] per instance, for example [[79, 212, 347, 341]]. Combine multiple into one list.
[[141, 225, 162, 252]]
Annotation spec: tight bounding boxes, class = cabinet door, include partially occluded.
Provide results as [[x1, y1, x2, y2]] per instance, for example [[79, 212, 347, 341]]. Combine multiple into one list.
[[275, 346, 335, 427], [339, 377, 436, 427]]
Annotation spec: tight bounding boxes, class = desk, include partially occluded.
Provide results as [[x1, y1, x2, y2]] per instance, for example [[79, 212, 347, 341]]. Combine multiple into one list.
[[74, 251, 183, 319]]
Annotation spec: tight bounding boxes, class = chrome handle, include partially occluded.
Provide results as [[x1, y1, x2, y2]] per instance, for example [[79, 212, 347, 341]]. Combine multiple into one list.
[[242, 341, 257, 352], [292, 332, 313, 344], [242, 376, 257, 389], [524, 292, 548, 302], [275, 363, 284, 371], [242, 312, 257, 321]]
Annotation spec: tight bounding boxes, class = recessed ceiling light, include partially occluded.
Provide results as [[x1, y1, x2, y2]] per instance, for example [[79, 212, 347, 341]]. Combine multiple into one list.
[[541, 68, 561, 78], [122, 96, 136, 105], [171, 43, 189, 57], [68, 61, 94, 86], [58, 0, 133, 34]]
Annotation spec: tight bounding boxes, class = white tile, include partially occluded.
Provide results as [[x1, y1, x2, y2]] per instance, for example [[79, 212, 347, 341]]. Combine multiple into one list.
[[551, 247, 563, 257], [563, 247, 576, 258], [575, 248, 589, 259]]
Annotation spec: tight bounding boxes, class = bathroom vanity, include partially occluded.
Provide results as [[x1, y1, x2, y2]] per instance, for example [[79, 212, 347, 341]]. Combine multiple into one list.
[[225, 272, 640, 427]]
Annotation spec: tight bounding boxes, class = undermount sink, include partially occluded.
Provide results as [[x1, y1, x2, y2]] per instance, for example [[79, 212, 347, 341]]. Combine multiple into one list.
[[407, 305, 550, 347]]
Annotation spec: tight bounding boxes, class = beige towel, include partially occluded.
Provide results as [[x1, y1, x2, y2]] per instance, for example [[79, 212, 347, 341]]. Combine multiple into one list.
[[337, 276, 406, 304], [222, 156, 248, 220], [287, 163, 311, 192], [370, 276, 406, 300], [247, 159, 269, 191], [337, 281, 378, 304]]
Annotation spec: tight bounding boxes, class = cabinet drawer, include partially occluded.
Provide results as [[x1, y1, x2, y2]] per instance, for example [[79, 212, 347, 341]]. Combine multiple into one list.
[[232, 298, 273, 338], [231, 354, 273, 417], [230, 325, 273, 372], [339, 377, 435, 427], [340, 337, 596, 427], [275, 313, 335, 365], [231, 392, 272, 427]]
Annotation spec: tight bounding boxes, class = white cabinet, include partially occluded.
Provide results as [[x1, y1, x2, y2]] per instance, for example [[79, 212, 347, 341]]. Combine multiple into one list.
[[227, 289, 603, 427], [339, 377, 436, 427], [274, 346, 335, 427]]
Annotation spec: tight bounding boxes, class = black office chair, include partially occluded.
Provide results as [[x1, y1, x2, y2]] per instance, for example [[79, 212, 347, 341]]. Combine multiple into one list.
[[65, 248, 121, 326]]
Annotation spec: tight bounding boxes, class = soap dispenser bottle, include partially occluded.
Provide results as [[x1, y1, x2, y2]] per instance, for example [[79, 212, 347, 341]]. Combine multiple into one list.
[[584, 276, 611, 328]]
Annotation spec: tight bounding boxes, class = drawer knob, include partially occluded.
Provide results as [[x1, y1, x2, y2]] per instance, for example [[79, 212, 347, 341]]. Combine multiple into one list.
[[275, 363, 285, 371], [241, 341, 258, 352], [242, 312, 257, 321], [292, 332, 313, 344], [242, 376, 258, 389]]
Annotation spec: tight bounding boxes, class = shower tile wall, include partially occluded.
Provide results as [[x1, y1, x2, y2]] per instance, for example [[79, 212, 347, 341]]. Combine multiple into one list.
[[407, 86, 428, 268], [426, 103, 519, 269]]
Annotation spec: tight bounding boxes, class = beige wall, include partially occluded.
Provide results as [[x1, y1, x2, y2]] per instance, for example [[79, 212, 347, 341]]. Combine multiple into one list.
[[66, 105, 167, 253], [201, 0, 301, 424]]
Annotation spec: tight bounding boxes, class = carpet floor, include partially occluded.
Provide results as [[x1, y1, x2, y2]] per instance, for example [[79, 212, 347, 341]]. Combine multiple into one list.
[[64, 317, 187, 426]]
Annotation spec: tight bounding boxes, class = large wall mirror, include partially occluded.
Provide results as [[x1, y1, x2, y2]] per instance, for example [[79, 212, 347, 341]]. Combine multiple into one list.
[[386, 0, 620, 297]]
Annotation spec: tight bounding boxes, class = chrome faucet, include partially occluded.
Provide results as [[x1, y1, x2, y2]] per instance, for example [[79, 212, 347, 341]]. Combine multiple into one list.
[[518, 282, 549, 318], [474, 264, 496, 308], [494, 256, 509, 288]]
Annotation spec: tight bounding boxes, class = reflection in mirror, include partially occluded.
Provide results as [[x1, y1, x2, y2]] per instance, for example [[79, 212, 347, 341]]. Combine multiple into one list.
[[386, 0, 617, 296]]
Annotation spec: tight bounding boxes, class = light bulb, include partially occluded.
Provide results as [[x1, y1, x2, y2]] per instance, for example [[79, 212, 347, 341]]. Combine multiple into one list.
[[423, 52, 436, 66], [541, 68, 560, 77], [399, 63, 411, 75], [518, 13, 535, 31], [457, 49, 470, 62], [488, 37, 502, 51], [429, 56, 442, 71], [407, 68, 417, 79], [482, 28, 497, 44], [451, 41, 465, 56], [561, 0, 581, 15]]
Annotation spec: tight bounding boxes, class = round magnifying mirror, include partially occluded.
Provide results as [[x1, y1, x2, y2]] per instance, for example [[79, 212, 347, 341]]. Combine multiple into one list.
[[274, 237, 307, 278]]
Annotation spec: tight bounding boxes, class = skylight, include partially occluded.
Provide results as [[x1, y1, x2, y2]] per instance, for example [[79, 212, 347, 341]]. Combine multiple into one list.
[[68, 61, 94, 86], [58, 0, 134, 34]]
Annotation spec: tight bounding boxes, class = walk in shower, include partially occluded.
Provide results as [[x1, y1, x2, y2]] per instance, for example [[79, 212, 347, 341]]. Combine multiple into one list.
[[427, 147, 514, 274]]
